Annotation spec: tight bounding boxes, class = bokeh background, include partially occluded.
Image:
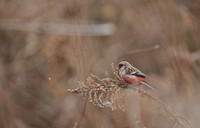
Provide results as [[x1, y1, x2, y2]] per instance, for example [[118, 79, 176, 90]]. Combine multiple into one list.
[[0, 0, 200, 128]]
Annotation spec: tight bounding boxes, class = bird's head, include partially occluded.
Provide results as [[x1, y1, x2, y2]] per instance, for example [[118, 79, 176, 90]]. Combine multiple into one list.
[[118, 61, 131, 70]]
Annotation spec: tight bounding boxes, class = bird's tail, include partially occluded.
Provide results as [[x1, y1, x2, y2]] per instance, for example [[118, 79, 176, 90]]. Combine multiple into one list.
[[140, 81, 163, 94]]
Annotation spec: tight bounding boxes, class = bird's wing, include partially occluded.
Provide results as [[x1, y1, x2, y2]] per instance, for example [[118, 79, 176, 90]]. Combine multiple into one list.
[[140, 81, 163, 94], [132, 72, 147, 78], [129, 71, 150, 79]]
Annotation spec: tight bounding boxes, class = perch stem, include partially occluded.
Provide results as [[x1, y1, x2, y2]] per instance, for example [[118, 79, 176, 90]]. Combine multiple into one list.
[[73, 99, 88, 128]]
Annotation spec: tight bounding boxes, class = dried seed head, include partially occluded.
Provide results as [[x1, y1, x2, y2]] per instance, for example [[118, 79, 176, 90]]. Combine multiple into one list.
[[68, 74, 126, 111]]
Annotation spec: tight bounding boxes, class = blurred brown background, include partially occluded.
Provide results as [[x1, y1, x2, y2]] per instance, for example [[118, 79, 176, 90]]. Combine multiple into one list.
[[0, 0, 200, 128]]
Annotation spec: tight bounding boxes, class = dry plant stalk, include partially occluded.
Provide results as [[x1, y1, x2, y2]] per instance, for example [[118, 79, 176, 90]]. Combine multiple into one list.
[[126, 45, 159, 54], [73, 99, 87, 128], [68, 63, 193, 128]]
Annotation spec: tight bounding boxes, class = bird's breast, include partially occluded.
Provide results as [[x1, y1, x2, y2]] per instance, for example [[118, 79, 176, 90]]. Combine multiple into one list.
[[122, 76, 138, 84]]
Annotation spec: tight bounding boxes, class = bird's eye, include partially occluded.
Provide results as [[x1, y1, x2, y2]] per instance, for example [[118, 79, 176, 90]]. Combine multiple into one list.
[[118, 64, 123, 69]]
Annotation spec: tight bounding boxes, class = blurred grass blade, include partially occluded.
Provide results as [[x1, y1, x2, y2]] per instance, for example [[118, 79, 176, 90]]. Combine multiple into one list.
[[0, 19, 115, 36]]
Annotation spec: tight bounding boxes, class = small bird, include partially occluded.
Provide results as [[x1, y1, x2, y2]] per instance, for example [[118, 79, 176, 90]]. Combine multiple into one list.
[[118, 61, 162, 93]]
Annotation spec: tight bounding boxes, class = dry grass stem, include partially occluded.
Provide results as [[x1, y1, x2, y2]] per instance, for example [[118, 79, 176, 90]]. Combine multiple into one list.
[[126, 45, 159, 55], [73, 99, 87, 128], [128, 86, 193, 128]]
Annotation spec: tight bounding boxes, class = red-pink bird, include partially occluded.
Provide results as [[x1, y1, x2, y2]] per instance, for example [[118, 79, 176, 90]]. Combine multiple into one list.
[[118, 61, 162, 93]]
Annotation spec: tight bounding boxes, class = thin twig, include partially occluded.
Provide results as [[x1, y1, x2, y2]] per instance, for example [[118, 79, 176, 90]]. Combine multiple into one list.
[[126, 45, 159, 54]]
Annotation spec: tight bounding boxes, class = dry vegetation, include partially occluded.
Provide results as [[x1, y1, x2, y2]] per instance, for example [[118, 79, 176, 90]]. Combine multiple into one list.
[[0, 0, 200, 128]]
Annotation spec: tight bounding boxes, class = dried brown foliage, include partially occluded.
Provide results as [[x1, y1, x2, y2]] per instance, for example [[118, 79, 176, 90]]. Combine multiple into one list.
[[68, 64, 127, 111], [68, 64, 193, 128]]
